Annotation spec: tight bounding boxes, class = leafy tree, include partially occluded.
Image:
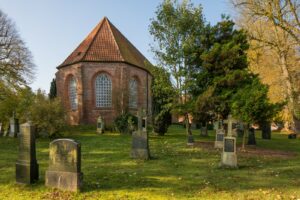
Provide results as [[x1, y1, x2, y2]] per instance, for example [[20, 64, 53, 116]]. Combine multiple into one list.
[[49, 78, 57, 99], [150, 0, 206, 141], [231, 77, 284, 141], [194, 18, 250, 121], [151, 65, 174, 135]]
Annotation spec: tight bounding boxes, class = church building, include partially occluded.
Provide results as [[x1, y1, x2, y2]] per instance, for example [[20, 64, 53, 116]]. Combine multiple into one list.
[[55, 17, 152, 125]]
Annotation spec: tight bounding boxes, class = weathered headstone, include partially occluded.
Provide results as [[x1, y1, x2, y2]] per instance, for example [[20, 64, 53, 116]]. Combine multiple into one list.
[[9, 113, 19, 137], [221, 115, 238, 168], [215, 129, 225, 149], [45, 139, 83, 192], [131, 109, 150, 160], [16, 122, 39, 184], [96, 115, 104, 134]]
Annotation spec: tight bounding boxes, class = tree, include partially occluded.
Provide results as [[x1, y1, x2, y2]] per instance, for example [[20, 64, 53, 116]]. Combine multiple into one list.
[[29, 90, 66, 137], [232, 0, 300, 47], [194, 18, 250, 121], [150, 0, 206, 141], [231, 77, 283, 142], [151, 65, 175, 136], [49, 78, 57, 99], [0, 9, 35, 89], [231, 0, 300, 132]]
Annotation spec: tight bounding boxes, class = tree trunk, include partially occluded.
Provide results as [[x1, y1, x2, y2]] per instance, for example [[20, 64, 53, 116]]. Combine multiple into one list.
[[185, 113, 194, 144], [241, 123, 248, 151], [260, 121, 271, 139], [247, 127, 256, 145], [279, 54, 298, 132], [294, 117, 300, 134]]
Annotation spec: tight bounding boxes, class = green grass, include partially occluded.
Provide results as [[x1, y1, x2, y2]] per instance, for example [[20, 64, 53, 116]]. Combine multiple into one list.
[[1, 125, 300, 199]]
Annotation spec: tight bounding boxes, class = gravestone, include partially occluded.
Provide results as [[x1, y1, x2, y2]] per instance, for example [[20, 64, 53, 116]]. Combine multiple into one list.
[[214, 129, 225, 149], [288, 133, 297, 139], [16, 122, 39, 184], [9, 113, 19, 137], [96, 115, 104, 134], [45, 139, 83, 192], [221, 115, 238, 168], [223, 115, 238, 137], [131, 109, 150, 160]]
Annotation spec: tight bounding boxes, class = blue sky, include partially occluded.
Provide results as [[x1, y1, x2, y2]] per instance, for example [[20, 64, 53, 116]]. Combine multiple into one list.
[[0, 0, 233, 92]]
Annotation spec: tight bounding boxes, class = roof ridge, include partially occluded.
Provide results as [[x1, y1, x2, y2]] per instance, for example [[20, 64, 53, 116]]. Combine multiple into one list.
[[105, 18, 125, 62], [82, 17, 107, 61]]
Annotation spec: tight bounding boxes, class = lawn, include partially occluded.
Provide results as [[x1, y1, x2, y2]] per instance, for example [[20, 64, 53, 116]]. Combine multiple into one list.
[[1, 125, 300, 200]]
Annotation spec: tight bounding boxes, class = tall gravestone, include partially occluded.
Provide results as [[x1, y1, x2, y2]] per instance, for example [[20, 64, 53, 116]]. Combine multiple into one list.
[[221, 115, 238, 168], [16, 122, 39, 184], [131, 109, 150, 160], [9, 113, 19, 137], [96, 115, 105, 134], [45, 139, 83, 192], [214, 120, 225, 149]]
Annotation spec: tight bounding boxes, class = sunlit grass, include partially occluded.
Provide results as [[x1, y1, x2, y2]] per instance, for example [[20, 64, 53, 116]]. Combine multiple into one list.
[[0, 125, 300, 199]]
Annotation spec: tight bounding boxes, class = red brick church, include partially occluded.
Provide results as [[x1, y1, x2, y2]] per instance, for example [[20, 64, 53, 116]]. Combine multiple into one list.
[[56, 17, 152, 125]]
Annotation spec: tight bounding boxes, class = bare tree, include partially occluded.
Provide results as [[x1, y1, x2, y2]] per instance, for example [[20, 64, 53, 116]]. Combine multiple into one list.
[[0, 9, 35, 88], [232, 0, 300, 47], [232, 0, 300, 132]]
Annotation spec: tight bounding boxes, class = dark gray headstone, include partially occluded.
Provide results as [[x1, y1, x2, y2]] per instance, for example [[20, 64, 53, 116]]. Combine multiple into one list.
[[224, 138, 235, 152], [9, 117, 19, 137], [216, 133, 224, 142], [45, 139, 83, 192], [16, 122, 39, 184]]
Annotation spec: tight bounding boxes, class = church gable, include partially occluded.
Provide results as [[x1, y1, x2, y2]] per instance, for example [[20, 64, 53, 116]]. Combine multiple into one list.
[[58, 17, 149, 71]]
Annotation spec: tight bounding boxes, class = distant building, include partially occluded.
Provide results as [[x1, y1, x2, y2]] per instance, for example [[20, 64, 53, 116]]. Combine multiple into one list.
[[56, 17, 152, 125]]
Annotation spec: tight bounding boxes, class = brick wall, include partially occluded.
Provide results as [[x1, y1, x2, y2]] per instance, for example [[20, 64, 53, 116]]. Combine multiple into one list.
[[56, 62, 152, 126]]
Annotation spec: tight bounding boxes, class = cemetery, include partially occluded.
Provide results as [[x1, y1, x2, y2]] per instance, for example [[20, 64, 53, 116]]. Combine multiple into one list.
[[1, 0, 300, 199]]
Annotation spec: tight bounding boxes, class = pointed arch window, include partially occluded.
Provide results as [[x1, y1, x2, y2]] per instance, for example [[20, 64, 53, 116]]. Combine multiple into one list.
[[69, 77, 78, 110], [129, 78, 138, 108], [95, 74, 112, 108]]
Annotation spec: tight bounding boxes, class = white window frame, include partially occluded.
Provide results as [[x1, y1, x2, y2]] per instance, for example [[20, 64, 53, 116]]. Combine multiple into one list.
[[95, 74, 112, 108]]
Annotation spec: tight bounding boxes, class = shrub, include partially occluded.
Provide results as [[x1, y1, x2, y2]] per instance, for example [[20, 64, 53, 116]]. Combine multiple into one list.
[[153, 109, 171, 136], [29, 90, 66, 138], [114, 112, 138, 134]]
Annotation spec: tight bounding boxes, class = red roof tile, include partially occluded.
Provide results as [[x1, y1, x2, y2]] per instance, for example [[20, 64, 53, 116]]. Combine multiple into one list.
[[58, 17, 149, 71]]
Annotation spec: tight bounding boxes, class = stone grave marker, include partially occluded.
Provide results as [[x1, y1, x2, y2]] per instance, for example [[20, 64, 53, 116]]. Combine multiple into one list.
[[221, 115, 238, 168], [214, 128, 225, 149], [131, 109, 150, 160], [214, 120, 224, 149], [9, 113, 19, 137], [96, 115, 105, 134], [45, 139, 83, 192], [16, 122, 39, 184]]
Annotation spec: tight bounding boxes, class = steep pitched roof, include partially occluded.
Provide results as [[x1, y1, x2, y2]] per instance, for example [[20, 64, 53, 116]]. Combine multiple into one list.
[[58, 17, 149, 71]]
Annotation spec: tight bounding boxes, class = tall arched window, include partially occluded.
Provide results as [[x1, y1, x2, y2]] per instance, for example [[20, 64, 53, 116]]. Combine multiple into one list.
[[95, 74, 112, 108], [129, 78, 138, 108], [69, 77, 78, 110]]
